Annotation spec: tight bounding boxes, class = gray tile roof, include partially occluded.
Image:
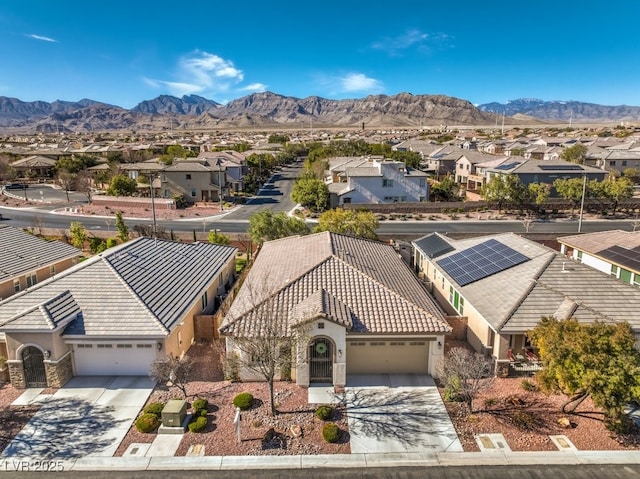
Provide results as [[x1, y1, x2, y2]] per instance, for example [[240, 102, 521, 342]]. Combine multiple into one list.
[[345, 167, 381, 177], [1, 290, 81, 331], [0, 238, 237, 338], [0, 225, 81, 283], [412, 233, 454, 259], [502, 255, 640, 333], [221, 232, 450, 337]]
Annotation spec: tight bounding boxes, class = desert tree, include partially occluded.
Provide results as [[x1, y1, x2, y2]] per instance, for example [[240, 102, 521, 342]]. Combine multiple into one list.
[[529, 317, 640, 432], [148, 354, 194, 399], [221, 274, 310, 416], [115, 211, 129, 243], [247, 210, 309, 246], [208, 229, 231, 245], [437, 347, 495, 413], [314, 208, 379, 240], [69, 221, 87, 250], [561, 143, 588, 164]]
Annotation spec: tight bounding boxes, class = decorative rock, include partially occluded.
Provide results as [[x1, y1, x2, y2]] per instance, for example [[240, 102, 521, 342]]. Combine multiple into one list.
[[290, 424, 303, 438], [558, 417, 575, 428]]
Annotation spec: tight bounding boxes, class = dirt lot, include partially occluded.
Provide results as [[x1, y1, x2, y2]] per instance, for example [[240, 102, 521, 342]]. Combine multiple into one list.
[[115, 342, 350, 457]]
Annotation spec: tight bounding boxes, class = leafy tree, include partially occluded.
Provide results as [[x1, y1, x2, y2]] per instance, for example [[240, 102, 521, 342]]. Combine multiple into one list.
[[314, 209, 379, 240], [148, 354, 194, 398], [623, 167, 640, 184], [208, 229, 231, 245], [115, 211, 129, 243], [437, 347, 494, 413], [527, 182, 551, 212], [69, 221, 87, 250], [529, 317, 640, 432], [247, 211, 309, 245], [553, 177, 586, 214], [600, 176, 634, 214], [107, 174, 137, 196], [159, 145, 197, 164], [268, 133, 290, 144], [88, 236, 107, 254], [480, 174, 526, 213], [54, 154, 98, 174], [291, 176, 329, 212], [561, 144, 588, 164], [510, 147, 527, 157], [431, 175, 460, 201]]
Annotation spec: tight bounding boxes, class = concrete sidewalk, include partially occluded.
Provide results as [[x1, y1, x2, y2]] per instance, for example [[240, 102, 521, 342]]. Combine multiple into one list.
[[1, 449, 639, 472]]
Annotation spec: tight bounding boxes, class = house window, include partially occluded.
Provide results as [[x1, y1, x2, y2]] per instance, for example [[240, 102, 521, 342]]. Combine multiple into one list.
[[611, 265, 619, 277], [610, 160, 617, 166], [186, 174, 192, 180], [449, 286, 455, 304], [419, 178, 426, 187], [13, 279, 20, 293], [201, 291, 208, 309], [576, 250, 583, 261], [441, 277, 445, 289], [622, 161, 628, 167], [459, 297, 465, 316], [343, 197, 351, 204], [117, 344, 133, 349], [382, 179, 393, 187], [390, 341, 406, 346], [620, 268, 632, 284], [26, 273, 37, 288], [191, 189, 196, 197], [317, 322, 325, 329], [49, 265, 55, 276]]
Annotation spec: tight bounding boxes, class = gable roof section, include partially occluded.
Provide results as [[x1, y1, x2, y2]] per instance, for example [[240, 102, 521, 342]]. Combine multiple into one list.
[[412, 233, 455, 259], [221, 232, 449, 337], [0, 238, 237, 337], [558, 230, 640, 274], [289, 289, 353, 329], [502, 255, 640, 333], [1, 290, 81, 331], [0, 225, 81, 283]]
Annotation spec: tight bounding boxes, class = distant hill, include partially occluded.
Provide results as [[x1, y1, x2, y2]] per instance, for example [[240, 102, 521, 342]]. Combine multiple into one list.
[[0, 92, 501, 133], [478, 98, 640, 123]]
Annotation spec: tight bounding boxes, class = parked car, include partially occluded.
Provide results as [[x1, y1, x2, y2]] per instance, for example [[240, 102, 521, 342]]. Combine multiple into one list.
[[4, 183, 28, 190]]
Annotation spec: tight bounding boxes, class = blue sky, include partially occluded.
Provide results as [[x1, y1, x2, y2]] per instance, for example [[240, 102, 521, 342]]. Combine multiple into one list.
[[1, 1, 639, 109]]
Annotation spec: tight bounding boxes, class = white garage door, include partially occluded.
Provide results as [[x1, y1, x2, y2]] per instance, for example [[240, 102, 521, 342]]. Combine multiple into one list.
[[346, 339, 431, 374], [74, 343, 157, 376]]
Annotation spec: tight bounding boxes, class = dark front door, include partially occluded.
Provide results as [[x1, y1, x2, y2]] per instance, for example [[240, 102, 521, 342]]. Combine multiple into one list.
[[309, 338, 333, 383], [22, 346, 47, 387]]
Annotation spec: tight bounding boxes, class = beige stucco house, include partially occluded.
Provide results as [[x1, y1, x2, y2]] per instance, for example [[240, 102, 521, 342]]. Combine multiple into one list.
[[412, 232, 640, 375], [0, 237, 236, 388], [220, 232, 451, 388]]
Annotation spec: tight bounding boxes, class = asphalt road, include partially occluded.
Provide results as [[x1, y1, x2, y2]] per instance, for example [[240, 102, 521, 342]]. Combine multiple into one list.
[[2, 464, 640, 479]]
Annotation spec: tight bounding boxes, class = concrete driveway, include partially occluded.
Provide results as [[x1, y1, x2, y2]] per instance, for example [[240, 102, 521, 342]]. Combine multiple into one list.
[[2, 376, 154, 460], [345, 374, 463, 454]]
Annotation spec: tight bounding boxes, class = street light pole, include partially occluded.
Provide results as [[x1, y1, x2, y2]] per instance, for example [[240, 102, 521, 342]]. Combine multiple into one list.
[[148, 174, 157, 237], [578, 173, 587, 233]]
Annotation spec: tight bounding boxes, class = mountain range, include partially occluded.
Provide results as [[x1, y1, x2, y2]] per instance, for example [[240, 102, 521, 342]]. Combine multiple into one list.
[[0, 92, 637, 134]]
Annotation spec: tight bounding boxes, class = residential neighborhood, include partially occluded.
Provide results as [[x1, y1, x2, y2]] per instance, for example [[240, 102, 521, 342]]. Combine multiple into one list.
[[1, 125, 640, 473]]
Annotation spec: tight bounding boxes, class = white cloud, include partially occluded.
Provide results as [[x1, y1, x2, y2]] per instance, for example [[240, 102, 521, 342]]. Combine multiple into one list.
[[371, 29, 451, 56], [238, 83, 267, 92], [340, 73, 384, 93], [147, 51, 269, 99], [27, 33, 57, 43]]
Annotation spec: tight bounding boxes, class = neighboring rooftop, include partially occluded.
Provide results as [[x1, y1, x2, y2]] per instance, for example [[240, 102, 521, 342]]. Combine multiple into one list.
[[0, 225, 81, 283]]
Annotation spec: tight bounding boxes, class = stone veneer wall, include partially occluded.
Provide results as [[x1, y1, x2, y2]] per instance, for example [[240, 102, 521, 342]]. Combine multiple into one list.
[[44, 353, 73, 388], [7, 361, 26, 388]]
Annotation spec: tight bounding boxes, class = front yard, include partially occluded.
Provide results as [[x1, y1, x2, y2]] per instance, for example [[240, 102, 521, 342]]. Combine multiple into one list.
[[115, 342, 350, 456], [442, 377, 640, 451]]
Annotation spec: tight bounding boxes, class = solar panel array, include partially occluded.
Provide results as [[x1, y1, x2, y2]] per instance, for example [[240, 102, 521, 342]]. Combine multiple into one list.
[[538, 164, 584, 171], [437, 239, 530, 286], [598, 245, 640, 272]]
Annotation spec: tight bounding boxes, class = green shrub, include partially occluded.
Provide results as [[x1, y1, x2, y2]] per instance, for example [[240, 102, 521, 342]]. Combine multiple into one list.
[[443, 375, 463, 402], [322, 422, 340, 443], [233, 392, 254, 410], [315, 405, 333, 421], [198, 408, 208, 418], [192, 398, 208, 411], [135, 413, 160, 433], [188, 416, 207, 433], [521, 379, 537, 392], [143, 402, 164, 416]]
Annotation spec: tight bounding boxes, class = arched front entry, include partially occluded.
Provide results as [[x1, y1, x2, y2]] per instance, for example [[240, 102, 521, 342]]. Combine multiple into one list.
[[22, 346, 47, 387], [309, 337, 333, 383]]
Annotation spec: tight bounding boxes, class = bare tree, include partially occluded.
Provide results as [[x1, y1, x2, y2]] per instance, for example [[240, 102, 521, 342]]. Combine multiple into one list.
[[437, 347, 494, 413], [221, 275, 309, 416], [149, 354, 194, 398], [57, 168, 76, 202]]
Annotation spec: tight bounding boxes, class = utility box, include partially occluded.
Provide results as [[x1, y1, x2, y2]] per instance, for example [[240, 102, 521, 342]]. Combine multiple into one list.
[[161, 399, 187, 427]]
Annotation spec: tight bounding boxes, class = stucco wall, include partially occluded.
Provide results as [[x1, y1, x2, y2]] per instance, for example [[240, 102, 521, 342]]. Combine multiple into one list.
[[0, 257, 78, 301]]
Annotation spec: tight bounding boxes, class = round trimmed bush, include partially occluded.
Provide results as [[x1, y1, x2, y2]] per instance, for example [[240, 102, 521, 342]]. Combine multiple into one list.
[[322, 422, 340, 443], [198, 408, 208, 418], [143, 402, 164, 416], [135, 413, 160, 433], [188, 416, 208, 433], [233, 392, 254, 410], [315, 405, 333, 421], [192, 398, 208, 411]]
